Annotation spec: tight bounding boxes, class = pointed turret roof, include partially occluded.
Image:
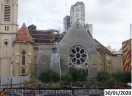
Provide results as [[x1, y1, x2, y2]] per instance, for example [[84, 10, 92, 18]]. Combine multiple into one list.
[[16, 23, 33, 42]]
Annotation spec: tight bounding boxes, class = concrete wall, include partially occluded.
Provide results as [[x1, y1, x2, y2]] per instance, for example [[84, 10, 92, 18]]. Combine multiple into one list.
[[36, 44, 59, 78]]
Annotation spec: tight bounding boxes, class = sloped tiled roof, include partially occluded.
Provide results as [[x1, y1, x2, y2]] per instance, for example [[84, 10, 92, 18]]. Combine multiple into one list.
[[94, 39, 111, 54], [16, 23, 33, 42]]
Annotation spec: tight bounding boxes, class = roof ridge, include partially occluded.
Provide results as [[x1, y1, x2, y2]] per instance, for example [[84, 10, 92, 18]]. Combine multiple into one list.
[[15, 23, 33, 42]]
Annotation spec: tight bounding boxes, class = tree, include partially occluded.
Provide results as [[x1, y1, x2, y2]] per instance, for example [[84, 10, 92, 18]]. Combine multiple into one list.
[[61, 72, 73, 83], [39, 69, 60, 83], [78, 69, 88, 81], [96, 71, 110, 83], [69, 67, 79, 81], [112, 71, 131, 83], [69, 67, 88, 82]]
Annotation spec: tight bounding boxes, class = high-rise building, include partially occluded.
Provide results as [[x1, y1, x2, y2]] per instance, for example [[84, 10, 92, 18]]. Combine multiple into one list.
[[84, 24, 93, 36], [0, 0, 18, 83], [70, 2, 85, 26], [64, 2, 93, 36], [63, 15, 70, 32]]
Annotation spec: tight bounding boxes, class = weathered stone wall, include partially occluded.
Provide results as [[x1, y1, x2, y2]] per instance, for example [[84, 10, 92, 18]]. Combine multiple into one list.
[[36, 44, 59, 78], [112, 56, 123, 73], [12, 42, 35, 79], [60, 21, 99, 79]]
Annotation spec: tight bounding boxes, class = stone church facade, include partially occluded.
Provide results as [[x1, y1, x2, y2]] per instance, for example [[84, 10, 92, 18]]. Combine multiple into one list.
[[0, 0, 112, 84], [60, 21, 101, 79]]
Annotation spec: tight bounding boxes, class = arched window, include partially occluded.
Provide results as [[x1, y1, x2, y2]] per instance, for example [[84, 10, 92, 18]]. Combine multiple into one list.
[[5, 0, 10, 4], [4, 0, 11, 21], [22, 50, 26, 65]]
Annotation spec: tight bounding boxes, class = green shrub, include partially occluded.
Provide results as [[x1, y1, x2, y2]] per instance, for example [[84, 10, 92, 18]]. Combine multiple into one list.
[[112, 71, 124, 82], [105, 78, 119, 88], [39, 69, 60, 83], [112, 71, 131, 83], [78, 68, 88, 81], [69, 67, 79, 81], [69, 67, 88, 82], [96, 71, 110, 82], [61, 72, 73, 83], [123, 71, 131, 83]]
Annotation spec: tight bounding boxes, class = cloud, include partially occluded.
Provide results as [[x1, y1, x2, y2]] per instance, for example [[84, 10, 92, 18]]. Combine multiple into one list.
[[18, 0, 66, 29], [18, 0, 131, 50], [84, 0, 131, 50]]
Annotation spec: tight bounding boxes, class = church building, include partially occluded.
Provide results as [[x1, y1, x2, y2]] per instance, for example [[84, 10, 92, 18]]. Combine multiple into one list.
[[0, 0, 18, 84], [12, 23, 36, 79], [0, 0, 112, 85]]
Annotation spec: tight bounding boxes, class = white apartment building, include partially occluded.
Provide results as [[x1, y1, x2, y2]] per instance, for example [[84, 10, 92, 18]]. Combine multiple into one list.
[[70, 2, 85, 26], [63, 15, 70, 32]]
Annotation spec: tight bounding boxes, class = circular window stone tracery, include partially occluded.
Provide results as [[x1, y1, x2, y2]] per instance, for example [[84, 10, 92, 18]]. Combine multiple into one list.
[[69, 46, 88, 66]]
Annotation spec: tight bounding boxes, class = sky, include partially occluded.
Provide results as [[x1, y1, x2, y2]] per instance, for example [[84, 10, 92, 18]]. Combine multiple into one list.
[[18, 0, 132, 50]]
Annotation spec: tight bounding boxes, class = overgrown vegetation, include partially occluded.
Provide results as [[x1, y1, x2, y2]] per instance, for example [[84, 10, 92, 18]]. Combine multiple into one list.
[[96, 71, 110, 83], [39, 68, 88, 83], [61, 72, 73, 83], [96, 71, 131, 88], [63, 67, 88, 82], [112, 71, 131, 83], [38, 68, 131, 88], [39, 69, 60, 83]]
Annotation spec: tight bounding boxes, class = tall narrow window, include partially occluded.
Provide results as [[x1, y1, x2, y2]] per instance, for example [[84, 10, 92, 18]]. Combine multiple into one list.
[[5, 26, 9, 31], [4, 5, 11, 21], [22, 50, 26, 65], [7, 26, 9, 31], [5, 26, 6, 31]]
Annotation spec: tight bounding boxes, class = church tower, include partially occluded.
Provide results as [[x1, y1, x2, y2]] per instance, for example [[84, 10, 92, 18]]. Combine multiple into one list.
[[0, 0, 18, 83], [12, 23, 35, 80]]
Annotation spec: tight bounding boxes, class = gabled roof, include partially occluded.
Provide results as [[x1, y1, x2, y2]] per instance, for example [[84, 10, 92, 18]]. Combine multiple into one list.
[[15, 23, 33, 42], [60, 21, 97, 53], [94, 39, 111, 54]]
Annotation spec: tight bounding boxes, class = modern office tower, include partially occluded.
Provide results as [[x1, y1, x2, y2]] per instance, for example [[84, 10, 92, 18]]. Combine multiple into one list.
[[70, 2, 85, 26], [63, 15, 70, 32]]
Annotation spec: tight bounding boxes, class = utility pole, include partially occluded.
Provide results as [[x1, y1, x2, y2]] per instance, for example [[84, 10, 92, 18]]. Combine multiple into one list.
[[130, 24, 132, 39]]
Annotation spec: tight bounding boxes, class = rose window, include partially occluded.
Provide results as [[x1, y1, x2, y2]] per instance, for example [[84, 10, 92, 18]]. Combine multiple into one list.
[[69, 46, 88, 66]]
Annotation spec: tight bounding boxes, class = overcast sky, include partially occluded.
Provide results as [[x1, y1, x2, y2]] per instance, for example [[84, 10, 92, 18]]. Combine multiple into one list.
[[18, 0, 132, 50]]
